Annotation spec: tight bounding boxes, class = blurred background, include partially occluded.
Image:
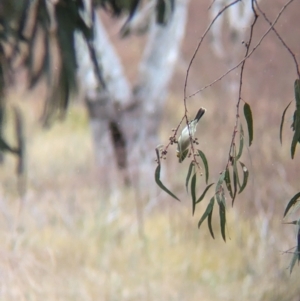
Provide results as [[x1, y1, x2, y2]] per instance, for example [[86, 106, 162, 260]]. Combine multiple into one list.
[[0, 0, 300, 300]]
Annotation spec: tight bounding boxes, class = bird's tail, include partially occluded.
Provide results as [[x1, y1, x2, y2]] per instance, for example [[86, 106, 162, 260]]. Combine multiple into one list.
[[194, 107, 206, 122]]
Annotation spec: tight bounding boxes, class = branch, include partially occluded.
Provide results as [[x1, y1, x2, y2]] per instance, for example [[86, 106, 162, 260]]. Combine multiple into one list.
[[183, 0, 240, 101], [255, 0, 300, 79], [226, 0, 258, 169], [187, 0, 296, 99]]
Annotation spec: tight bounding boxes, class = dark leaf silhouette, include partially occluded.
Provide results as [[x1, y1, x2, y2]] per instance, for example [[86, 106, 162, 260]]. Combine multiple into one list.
[[244, 102, 253, 146]]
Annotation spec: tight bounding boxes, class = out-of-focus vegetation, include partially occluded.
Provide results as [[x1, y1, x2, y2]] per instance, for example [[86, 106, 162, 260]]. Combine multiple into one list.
[[0, 88, 299, 300]]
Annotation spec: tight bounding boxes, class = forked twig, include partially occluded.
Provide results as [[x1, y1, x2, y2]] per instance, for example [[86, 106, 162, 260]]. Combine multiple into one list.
[[186, 0, 296, 99]]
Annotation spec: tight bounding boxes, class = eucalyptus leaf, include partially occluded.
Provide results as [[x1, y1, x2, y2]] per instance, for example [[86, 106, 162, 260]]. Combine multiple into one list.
[[198, 196, 214, 229], [244, 102, 253, 147], [186, 162, 195, 193], [290, 80, 300, 158], [238, 162, 249, 194], [13, 107, 25, 175], [289, 249, 298, 274], [155, 164, 180, 201], [236, 123, 244, 160], [233, 157, 241, 190], [215, 170, 225, 194], [191, 173, 197, 215], [225, 167, 233, 199], [297, 225, 300, 262], [232, 168, 237, 206], [295, 79, 300, 108], [291, 116, 300, 159], [196, 183, 214, 204], [283, 192, 300, 218], [197, 149, 209, 184], [279, 101, 291, 145], [207, 203, 215, 239], [219, 200, 226, 242]]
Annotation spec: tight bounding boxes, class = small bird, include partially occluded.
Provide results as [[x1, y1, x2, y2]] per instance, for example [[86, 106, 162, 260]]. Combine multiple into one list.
[[176, 108, 206, 163]]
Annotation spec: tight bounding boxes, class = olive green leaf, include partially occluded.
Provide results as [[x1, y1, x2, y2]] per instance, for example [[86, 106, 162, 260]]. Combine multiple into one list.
[[233, 157, 241, 190], [244, 102, 253, 147], [286, 219, 300, 274], [291, 112, 300, 159], [232, 163, 238, 206], [289, 249, 298, 274], [215, 170, 226, 194], [198, 196, 215, 230], [207, 202, 215, 239], [283, 192, 300, 218], [155, 164, 180, 201], [236, 123, 244, 160], [291, 80, 300, 158], [297, 225, 300, 262], [279, 101, 291, 145], [0, 137, 18, 154], [225, 167, 233, 199], [218, 196, 226, 242], [13, 107, 25, 175], [196, 183, 214, 204], [197, 149, 209, 184], [191, 173, 197, 215], [193, 182, 214, 216], [238, 162, 249, 194], [295, 79, 300, 108], [186, 161, 195, 193]]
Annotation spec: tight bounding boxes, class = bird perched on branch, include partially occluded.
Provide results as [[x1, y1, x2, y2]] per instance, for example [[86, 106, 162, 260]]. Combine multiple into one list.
[[177, 108, 206, 163]]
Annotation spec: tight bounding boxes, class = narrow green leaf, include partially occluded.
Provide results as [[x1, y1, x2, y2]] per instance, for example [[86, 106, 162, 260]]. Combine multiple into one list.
[[0, 137, 18, 154], [233, 157, 241, 189], [295, 79, 300, 108], [280, 101, 291, 145], [191, 173, 197, 215], [297, 224, 300, 262], [283, 192, 300, 218], [244, 102, 253, 146], [238, 162, 249, 194], [232, 165, 237, 206], [216, 189, 222, 205], [13, 107, 25, 175], [215, 170, 226, 194], [291, 112, 300, 159], [225, 167, 233, 199], [236, 123, 244, 160], [197, 150, 209, 184], [186, 162, 195, 193], [155, 165, 180, 201], [289, 80, 300, 158], [289, 250, 298, 274], [198, 196, 214, 229], [196, 183, 214, 204], [219, 199, 226, 242], [207, 203, 215, 239]]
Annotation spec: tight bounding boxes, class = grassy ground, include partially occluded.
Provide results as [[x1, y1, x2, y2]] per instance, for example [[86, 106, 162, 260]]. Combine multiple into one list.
[[0, 93, 299, 301]]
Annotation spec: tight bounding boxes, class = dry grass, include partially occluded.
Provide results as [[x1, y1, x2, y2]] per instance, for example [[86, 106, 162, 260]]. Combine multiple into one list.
[[0, 91, 299, 301]]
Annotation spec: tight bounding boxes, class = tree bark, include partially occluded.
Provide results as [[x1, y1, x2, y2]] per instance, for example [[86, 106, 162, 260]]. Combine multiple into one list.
[[75, 0, 189, 196]]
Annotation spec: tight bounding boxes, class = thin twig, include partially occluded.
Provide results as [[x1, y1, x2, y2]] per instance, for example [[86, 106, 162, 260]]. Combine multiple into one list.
[[226, 0, 258, 169], [187, 0, 295, 99], [183, 0, 241, 102], [255, 0, 300, 79], [183, 0, 241, 167]]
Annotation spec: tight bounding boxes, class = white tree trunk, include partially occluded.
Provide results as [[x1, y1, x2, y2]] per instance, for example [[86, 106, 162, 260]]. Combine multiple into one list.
[[75, 0, 189, 197], [123, 0, 189, 194]]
